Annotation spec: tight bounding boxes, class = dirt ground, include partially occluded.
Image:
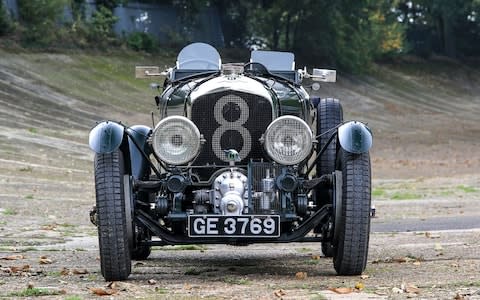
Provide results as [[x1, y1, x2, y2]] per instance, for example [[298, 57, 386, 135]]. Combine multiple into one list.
[[1, 51, 480, 299]]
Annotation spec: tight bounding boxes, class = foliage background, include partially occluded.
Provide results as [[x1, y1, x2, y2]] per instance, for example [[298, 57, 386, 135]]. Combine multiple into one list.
[[0, 0, 479, 72]]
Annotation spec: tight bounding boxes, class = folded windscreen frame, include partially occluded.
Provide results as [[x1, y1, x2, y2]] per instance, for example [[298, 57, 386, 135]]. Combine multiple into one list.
[[176, 42, 222, 71], [250, 50, 295, 71]]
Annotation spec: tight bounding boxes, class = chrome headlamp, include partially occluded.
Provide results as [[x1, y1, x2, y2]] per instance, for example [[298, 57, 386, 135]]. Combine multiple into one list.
[[152, 116, 201, 165], [263, 116, 313, 165]]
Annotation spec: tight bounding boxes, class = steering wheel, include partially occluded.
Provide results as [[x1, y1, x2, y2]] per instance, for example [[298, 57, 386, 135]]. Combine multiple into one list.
[[243, 62, 269, 76]]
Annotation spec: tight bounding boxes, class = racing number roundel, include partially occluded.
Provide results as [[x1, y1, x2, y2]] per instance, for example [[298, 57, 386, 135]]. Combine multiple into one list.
[[212, 95, 252, 161]]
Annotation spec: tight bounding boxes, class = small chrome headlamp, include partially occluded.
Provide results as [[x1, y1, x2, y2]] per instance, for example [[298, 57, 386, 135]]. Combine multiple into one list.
[[263, 116, 313, 165], [152, 116, 201, 165]]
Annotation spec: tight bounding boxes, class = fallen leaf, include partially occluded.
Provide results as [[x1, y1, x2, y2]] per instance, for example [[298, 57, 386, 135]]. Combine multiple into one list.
[[39, 258, 53, 264], [148, 279, 157, 285], [108, 282, 130, 292], [40, 255, 48, 259], [274, 289, 286, 297], [27, 282, 35, 289], [10, 265, 30, 273], [107, 282, 117, 289], [329, 287, 354, 294], [72, 268, 88, 275], [393, 257, 408, 263], [90, 287, 117, 296], [413, 261, 421, 266], [404, 284, 421, 294], [355, 282, 365, 290], [42, 224, 58, 231], [295, 272, 307, 280], [0, 255, 25, 260], [360, 274, 369, 279], [311, 255, 321, 260], [454, 293, 465, 300], [60, 268, 70, 276]]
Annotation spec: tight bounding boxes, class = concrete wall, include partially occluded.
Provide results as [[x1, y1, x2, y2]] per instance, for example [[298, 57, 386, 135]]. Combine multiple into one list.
[[2, 0, 224, 47], [2, 0, 18, 18]]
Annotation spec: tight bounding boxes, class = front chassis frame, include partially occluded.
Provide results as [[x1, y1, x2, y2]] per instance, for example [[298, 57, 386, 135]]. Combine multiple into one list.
[[134, 204, 332, 246]]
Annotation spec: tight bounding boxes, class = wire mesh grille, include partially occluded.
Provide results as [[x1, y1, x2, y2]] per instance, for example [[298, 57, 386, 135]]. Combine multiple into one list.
[[191, 91, 272, 167]]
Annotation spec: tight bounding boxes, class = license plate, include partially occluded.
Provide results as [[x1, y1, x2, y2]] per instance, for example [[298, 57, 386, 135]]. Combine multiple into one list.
[[188, 215, 280, 238]]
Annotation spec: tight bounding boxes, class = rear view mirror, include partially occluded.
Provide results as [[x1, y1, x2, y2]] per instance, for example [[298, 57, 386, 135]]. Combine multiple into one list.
[[135, 66, 162, 78], [312, 69, 336, 82]]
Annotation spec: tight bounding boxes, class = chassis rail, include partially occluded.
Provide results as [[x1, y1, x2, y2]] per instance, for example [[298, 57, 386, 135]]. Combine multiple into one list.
[[135, 205, 331, 246]]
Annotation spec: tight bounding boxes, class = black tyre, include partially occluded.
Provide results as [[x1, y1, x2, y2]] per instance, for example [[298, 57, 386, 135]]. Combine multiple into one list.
[[94, 150, 132, 281], [333, 149, 371, 275], [315, 98, 343, 250], [131, 226, 151, 260], [321, 241, 334, 257], [316, 98, 343, 178]]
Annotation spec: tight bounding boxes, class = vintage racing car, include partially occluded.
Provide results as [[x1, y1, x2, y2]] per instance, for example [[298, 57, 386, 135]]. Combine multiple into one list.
[[89, 42, 373, 280]]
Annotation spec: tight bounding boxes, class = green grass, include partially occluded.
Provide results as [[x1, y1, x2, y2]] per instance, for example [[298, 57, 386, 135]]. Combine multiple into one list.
[[87, 274, 98, 281], [372, 188, 386, 197], [18, 166, 33, 172], [2, 208, 17, 216], [47, 271, 62, 277], [184, 267, 202, 275], [456, 185, 478, 193], [439, 190, 454, 196], [64, 296, 83, 300], [25, 194, 34, 200], [305, 259, 320, 265], [223, 277, 251, 285], [20, 246, 39, 252], [390, 192, 422, 200], [9, 287, 64, 297], [296, 247, 314, 253], [28, 127, 38, 134]]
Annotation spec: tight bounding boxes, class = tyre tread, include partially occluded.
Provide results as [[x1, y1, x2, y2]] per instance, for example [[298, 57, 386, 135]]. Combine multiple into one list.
[[334, 150, 371, 275], [94, 151, 131, 281]]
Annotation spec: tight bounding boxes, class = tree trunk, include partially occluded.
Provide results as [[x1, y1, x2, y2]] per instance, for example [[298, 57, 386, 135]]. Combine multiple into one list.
[[441, 8, 456, 58], [285, 12, 291, 49]]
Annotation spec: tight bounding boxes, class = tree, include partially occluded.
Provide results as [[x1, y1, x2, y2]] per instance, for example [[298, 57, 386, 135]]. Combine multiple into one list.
[[17, 0, 67, 46], [0, 0, 13, 36], [236, 0, 404, 71], [395, 0, 480, 58]]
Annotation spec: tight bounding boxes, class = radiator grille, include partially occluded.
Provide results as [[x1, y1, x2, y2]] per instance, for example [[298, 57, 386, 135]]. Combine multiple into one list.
[[191, 91, 273, 166]]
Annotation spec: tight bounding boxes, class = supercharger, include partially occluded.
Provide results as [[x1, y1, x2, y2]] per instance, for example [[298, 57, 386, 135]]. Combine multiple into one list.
[[212, 170, 248, 215]]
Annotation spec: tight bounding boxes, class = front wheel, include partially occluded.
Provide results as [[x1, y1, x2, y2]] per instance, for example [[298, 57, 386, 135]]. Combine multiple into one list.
[[333, 149, 371, 275], [94, 150, 132, 281]]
